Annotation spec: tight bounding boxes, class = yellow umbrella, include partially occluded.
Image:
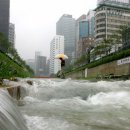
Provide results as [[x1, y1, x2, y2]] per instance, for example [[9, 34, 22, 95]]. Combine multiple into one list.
[[55, 54, 68, 59]]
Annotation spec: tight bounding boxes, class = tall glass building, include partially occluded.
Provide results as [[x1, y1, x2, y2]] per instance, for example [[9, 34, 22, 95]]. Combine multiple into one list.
[[76, 11, 95, 41], [79, 21, 89, 38], [56, 14, 76, 64], [0, 0, 10, 38], [86, 10, 95, 37]]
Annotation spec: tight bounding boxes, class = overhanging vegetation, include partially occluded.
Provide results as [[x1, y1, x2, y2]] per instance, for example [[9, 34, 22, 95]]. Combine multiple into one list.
[[0, 50, 33, 78]]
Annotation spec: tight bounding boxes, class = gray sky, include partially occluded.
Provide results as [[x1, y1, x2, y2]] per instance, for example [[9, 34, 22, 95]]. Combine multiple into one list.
[[10, 0, 97, 60]]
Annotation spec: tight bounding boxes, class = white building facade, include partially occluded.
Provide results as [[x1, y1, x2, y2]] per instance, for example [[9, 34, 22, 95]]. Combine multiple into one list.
[[95, 0, 130, 43], [49, 35, 64, 75], [9, 23, 15, 47]]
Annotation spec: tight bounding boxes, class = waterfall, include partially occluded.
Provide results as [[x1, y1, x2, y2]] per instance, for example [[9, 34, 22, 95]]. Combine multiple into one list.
[[0, 89, 28, 130]]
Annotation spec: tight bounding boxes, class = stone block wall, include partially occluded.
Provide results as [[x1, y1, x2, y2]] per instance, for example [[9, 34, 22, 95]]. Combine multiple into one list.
[[87, 61, 130, 77], [66, 60, 130, 79]]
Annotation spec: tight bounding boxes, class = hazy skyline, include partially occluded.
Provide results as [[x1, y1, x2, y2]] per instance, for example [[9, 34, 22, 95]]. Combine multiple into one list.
[[10, 0, 97, 60]]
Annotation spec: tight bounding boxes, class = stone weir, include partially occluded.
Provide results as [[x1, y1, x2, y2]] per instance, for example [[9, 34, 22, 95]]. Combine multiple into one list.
[[0, 82, 29, 130], [0, 79, 33, 100]]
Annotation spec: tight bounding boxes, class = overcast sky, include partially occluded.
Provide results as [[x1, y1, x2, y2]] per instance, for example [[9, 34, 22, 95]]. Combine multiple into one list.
[[10, 0, 97, 60]]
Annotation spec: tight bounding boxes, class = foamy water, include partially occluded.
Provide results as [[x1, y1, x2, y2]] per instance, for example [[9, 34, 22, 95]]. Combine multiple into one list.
[[18, 79, 130, 130], [1, 78, 130, 130]]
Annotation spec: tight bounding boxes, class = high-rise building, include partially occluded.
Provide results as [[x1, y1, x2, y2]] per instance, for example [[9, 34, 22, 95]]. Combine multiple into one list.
[[46, 59, 50, 76], [75, 11, 95, 59], [76, 15, 87, 44], [75, 15, 87, 59], [35, 51, 41, 75], [79, 21, 89, 39], [95, 0, 130, 43], [35, 56, 47, 76], [56, 14, 76, 64], [86, 10, 95, 37], [49, 35, 64, 75], [76, 11, 95, 41], [9, 23, 15, 47], [0, 0, 10, 38]]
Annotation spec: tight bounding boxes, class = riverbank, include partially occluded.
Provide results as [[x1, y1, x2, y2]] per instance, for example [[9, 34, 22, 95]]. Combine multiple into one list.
[[66, 56, 130, 80], [0, 50, 33, 79]]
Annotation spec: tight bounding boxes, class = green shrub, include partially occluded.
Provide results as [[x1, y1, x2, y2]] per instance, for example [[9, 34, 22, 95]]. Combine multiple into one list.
[[0, 51, 33, 78], [65, 48, 130, 74]]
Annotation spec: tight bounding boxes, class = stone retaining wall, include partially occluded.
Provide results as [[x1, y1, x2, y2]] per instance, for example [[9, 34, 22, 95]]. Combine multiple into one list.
[[87, 61, 130, 78], [66, 70, 85, 79], [66, 59, 130, 79]]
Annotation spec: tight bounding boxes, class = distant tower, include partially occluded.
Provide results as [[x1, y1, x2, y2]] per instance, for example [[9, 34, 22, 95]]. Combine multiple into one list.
[[35, 51, 41, 75], [86, 10, 95, 37], [0, 0, 10, 38], [46, 59, 50, 76], [36, 56, 47, 76], [75, 14, 87, 46], [56, 14, 76, 64], [35, 51, 47, 76], [9, 23, 15, 47]]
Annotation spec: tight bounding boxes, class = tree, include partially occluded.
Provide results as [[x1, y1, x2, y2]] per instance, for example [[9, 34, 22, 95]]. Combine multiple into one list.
[[110, 25, 130, 51], [111, 33, 122, 52], [93, 38, 113, 59], [102, 38, 113, 55], [118, 25, 129, 40]]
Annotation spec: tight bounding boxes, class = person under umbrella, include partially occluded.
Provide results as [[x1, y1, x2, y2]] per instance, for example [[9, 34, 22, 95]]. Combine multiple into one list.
[[55, 54, 68, 79]]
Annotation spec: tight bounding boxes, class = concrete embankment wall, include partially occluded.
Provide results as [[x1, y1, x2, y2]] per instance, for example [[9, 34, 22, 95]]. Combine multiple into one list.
[[87, 61, 130, 77], [66, 70, 85, 79], [66, 58, 130, 79]]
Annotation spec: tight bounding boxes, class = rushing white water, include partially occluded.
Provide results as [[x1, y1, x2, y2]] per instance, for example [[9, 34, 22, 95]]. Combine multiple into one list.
[[1, 78, 130, 130], [16, 78, 130, 130]]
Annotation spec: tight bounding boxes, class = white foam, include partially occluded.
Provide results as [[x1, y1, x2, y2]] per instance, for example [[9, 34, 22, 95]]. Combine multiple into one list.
[[23, 96, 42, 104], [24, 115, 76, 130], [87, 91, 130, 107]]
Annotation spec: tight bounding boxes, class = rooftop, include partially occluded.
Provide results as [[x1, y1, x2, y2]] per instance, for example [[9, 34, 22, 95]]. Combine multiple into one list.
[[95, 1, 130, 10]]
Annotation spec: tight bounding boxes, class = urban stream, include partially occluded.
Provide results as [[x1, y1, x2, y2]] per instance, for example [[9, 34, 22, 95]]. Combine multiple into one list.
[[1, 78, 130, 130]]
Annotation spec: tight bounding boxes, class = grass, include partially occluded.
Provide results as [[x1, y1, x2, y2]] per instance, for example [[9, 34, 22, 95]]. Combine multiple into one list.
[[0, 51, 32, 78]]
